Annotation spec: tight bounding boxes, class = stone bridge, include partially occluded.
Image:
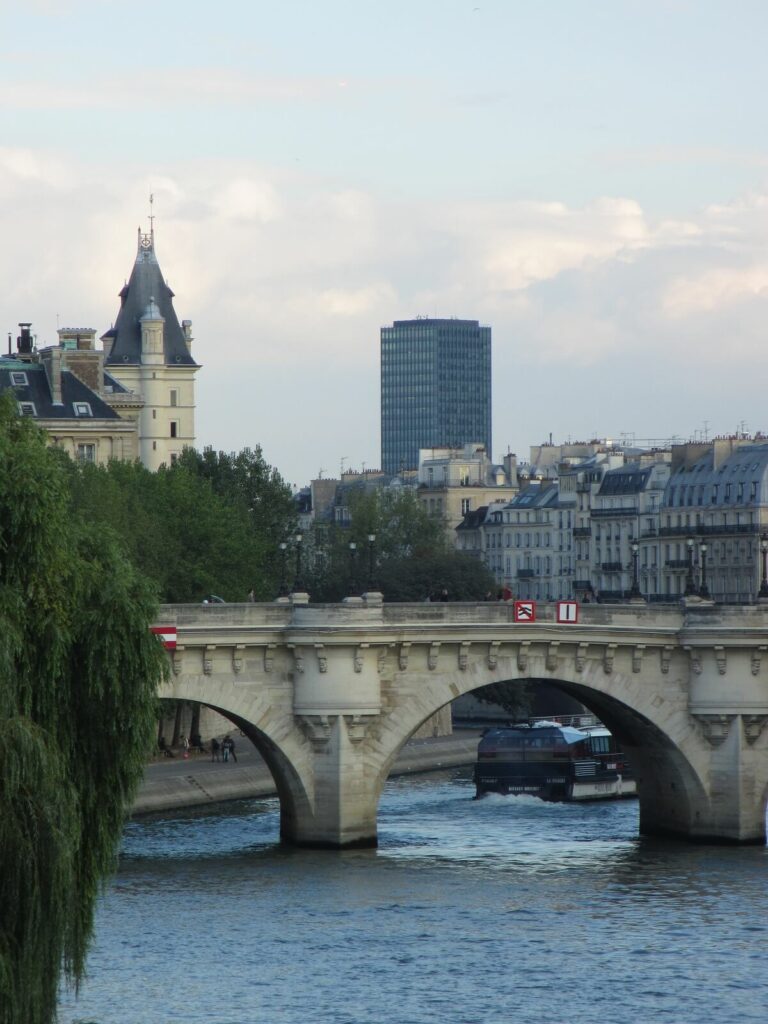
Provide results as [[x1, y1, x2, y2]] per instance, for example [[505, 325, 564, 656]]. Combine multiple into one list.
[[155, 599, 768, 848]]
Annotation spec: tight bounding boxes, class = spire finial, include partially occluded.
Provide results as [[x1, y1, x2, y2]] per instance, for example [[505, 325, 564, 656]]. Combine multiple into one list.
[[149, 192, 155, 238]]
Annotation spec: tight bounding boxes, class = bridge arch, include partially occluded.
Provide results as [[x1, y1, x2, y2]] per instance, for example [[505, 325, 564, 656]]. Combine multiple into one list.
[[369, 655, 712, 844], [157, 679, 316, 845], [158, 600, 768, 846]]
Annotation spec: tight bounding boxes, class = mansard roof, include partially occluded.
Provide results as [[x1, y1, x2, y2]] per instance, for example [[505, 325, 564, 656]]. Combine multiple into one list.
[[664, 442, 768, 508], [103, 229, 197, 368], [0, 359, 120, 420], [598, 462, 652, 496]]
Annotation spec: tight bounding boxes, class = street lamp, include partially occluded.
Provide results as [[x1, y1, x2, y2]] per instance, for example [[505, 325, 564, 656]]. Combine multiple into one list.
[[699, 541, 710, 600], [293, 532, 304, 592], [628, 538, 642, 599], [684, 536, 697, 597], [278, 541, 288, 597], [758, 535, 768, 600], [366, 533, 377, 591], [349, 541, 358, 596]]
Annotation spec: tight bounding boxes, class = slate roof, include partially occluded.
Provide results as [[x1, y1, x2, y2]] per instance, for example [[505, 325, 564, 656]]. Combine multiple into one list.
[[0, 359, 120, 420], [664, 443, 768, 508], [103, 230, 197, 368], [505, 483, 559, 510], [598, 462, 652, 496]]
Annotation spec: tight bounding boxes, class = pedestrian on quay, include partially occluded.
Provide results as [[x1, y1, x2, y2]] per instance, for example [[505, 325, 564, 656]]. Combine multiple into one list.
[[181, 734, 190, 759], [210, 737, 221, 762], [222, 735, 231, 762], [227, 736, 237, 763], [247, 588, 256, 602]]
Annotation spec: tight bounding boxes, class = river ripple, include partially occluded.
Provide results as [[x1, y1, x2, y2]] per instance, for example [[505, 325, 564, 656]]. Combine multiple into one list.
[[59, 768, 768, 1024]]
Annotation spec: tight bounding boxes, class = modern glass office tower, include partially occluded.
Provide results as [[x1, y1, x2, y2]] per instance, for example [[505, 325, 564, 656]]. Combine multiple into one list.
[[380, 318, 492, 474]]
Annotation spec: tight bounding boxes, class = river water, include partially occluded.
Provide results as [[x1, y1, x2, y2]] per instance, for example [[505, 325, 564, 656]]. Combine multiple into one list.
[[59, 767, 768, 1024]]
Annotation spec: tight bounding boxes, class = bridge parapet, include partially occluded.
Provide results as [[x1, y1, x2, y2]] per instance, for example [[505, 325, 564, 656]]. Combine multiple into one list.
[[155, 600, 768, 847]]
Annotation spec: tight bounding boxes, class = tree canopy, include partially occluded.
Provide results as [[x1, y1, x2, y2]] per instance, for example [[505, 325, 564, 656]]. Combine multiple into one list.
[[306, 487, 496, 602], [0, 395, 166, 1024], [62, 445, 296, 603]]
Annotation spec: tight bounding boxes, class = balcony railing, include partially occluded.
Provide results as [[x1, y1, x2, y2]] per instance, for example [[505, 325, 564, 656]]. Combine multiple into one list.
[[658, 524, 759, 537], [516, 568, 536, 579], [601, 561, 624, 572], [573, 526, 591, 537], [591, 507, 638, 518], [665, 559, 689, 569]]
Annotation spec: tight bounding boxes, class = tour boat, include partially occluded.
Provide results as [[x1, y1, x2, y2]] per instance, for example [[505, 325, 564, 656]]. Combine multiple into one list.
[[474, 718, 636, 801]]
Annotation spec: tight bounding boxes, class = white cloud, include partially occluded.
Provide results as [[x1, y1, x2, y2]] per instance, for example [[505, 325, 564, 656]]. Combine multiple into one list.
[[3, 149, 768, 481]]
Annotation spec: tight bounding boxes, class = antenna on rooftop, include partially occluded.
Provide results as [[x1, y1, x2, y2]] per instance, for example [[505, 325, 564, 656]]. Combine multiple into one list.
[[148, 192, 155, 237]]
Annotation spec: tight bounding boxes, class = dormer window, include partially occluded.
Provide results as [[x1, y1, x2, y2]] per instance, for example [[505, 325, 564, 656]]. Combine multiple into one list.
[[18, 401, 36, 416], [10, 371, 28, 386], [73, 402, 92, 417]]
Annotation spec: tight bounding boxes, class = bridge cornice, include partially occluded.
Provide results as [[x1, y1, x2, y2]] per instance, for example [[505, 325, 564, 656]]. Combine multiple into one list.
[[158, 602, 768, 654]]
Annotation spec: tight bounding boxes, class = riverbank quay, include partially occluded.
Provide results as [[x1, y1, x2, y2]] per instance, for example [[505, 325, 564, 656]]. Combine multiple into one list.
[[132, 731, 481, 816]]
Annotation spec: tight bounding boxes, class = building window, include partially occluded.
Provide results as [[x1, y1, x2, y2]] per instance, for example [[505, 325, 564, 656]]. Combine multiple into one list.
[[10, 371, 28, 386], [170, 389, 178, 407], [152, 409, 157, 419], [17, 402, 36, 416], [170, 453, 178, 465], [170, 421, 178, 438], [461, 498, 472, 515], [76, 443, 96, 463], [73, 402, 92, 417]]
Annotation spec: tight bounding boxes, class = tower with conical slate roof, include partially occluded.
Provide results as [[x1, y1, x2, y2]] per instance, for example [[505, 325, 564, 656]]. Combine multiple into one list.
[[102, 226, 199, 470]]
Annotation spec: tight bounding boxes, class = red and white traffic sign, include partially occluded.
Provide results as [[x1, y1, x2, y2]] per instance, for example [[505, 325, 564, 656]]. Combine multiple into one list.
[[151, 625, 177, 650], [513, 600, 536, 623], [556, 601, 579, 624]]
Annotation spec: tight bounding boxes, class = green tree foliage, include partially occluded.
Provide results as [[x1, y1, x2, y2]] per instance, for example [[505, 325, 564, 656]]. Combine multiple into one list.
[[0, 395, 165, 1024], [473, 681, 533, 720], [177, 446, 297, 591], [307, 488, 496, 601], [64, 453, 282, 602]]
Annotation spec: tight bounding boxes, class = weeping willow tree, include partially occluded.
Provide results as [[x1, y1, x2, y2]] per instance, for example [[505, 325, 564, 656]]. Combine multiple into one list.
[[0, 395, 166, 1024]]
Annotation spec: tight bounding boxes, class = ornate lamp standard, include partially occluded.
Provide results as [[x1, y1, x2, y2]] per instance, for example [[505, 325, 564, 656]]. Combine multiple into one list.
[[366, 533, 377, 591], [684, 536, 697, 597], [348, 541, 358, 596], [699, 541, 711, 600], [292, 532, 304, 592], [758, 534, 768, 600], [278, 541, 288, 597], [628, 538, 642, 600]]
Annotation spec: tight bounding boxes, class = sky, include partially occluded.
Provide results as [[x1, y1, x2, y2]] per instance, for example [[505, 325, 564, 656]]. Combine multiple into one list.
[[2, 0, 768, 486]]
